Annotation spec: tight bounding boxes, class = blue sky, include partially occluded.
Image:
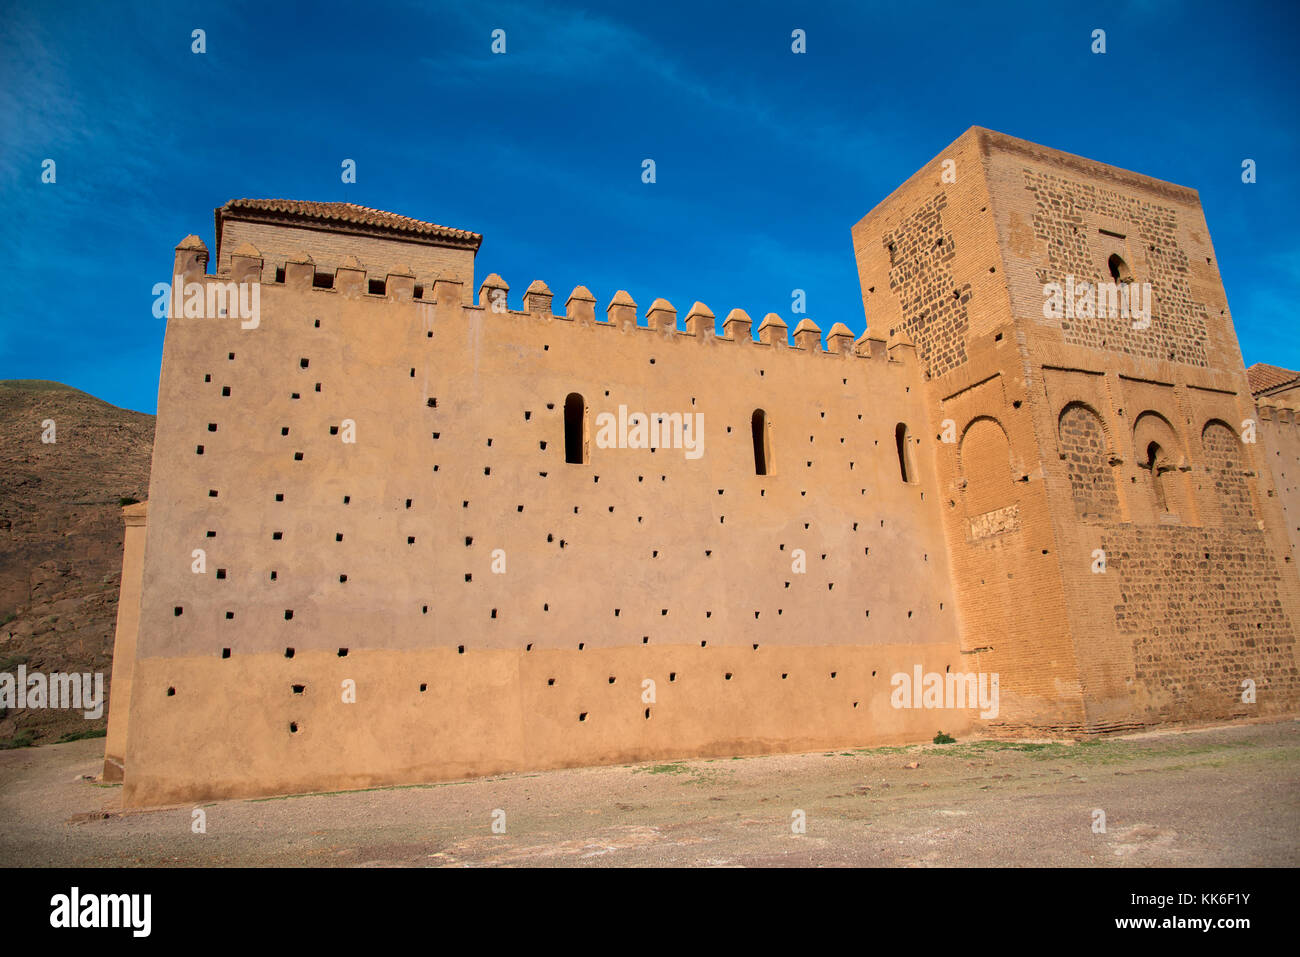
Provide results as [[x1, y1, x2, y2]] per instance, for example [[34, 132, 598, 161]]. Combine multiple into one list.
[[1, 0, 1296, 414]]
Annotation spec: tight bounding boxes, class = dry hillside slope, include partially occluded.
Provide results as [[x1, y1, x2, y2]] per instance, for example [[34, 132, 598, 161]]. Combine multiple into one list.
[[0, 380, 154, 747]]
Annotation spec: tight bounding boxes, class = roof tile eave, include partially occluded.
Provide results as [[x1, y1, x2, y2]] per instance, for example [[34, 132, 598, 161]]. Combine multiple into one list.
[[219, 198, 482, 246]]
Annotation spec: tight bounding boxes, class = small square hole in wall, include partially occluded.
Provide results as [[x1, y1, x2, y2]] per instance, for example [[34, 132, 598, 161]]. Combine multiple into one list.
[[270, 570, 277, 581], [315, 383, 321, 392], [410, 368, 416, 378], [547, 678, 556, 686], [343, 495, 351, 504], [458, 645, 465, 654], [336, 533, 344, 542], [292, 684, 305, 695], [291, 393, 300, 400], [174, 606, 183, 616], [204, 374, 211, 383], [222, 386, 231, 396], [208, 489, 218, 497], [195, 445, 204, 454], [330, 425, 339, 435], [314, 319, 320, 328], [300, 358, 309, 369], [275, 493, 284, 502], [275, 268, 286, 283], [208, 423, 217, 432], [338, 648, 348, 657], [406, 499, 413, 509], [215, 568, 226, 580], [167, 687, 175, 696], [428, 398, 437, 408], [284, 609, 294, 620], [281, 427, 289, 436], [369, 279, 386, 296], [427, 330, 433, 338], [407, 536, 415, 544], [284, 647, 295, 657], [294, 452, 304, 461], [206, 530, 216, 538], [221, 648, 231, 658], [339, 574, 348, 583]]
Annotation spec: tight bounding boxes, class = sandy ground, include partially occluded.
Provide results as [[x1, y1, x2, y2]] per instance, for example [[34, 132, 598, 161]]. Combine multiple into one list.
[[1, 719, 1296, 867]]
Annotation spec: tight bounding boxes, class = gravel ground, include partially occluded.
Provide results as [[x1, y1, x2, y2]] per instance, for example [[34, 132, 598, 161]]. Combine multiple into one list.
[[1, 719, 1296, 867]]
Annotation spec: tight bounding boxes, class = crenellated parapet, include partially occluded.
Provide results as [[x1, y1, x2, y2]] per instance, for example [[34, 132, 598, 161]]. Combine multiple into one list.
[[169, 242, 918, 369]]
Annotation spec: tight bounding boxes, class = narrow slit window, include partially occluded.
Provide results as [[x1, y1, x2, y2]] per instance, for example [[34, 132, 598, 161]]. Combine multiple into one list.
[[752, 409, 770, 476], [564, 392, 587, 464], [895, 422, 914, 483]]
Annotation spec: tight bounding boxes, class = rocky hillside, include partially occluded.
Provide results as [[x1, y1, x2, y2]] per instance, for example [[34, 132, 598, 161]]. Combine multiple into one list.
[[0, 381, 154, 747]]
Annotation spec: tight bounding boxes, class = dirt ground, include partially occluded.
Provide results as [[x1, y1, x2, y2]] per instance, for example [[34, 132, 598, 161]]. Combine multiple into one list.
[[1, 719, 1295, 867]]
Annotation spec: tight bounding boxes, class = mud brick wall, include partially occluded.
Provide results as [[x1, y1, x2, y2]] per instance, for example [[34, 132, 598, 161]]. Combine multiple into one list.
[[1258, 406, 1300, 563], [1106, 526, 1299, 719]]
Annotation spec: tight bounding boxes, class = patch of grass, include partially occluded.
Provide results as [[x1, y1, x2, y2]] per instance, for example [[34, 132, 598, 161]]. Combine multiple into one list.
[[0, 731, 36, 750], [57, 727, 107, 743], [933, 731, 957, 744], [637, 763, 691, 775], [0, 653, 29, 671]]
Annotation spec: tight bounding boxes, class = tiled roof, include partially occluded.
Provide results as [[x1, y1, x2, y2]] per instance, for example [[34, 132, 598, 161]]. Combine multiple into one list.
[[217, 199, 481, 247], [1246, 363, 1300, 396]]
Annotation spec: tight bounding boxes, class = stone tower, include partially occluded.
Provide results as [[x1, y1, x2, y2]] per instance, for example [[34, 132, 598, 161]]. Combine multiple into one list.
[[852, 127, 1300, 733]]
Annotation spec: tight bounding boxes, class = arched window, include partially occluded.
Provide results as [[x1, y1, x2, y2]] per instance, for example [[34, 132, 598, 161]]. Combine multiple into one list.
[[1143, 441, 1170, 512], [1133, 411, 1187, 520], [752, 409, 770, 476], [895, 422, 914, 484], [564, 393, 587, 464], [1108, 253, 1132, 283]]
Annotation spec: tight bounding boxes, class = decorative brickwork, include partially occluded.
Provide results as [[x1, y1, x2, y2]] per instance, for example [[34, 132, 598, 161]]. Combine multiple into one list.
[[882, 194, 972, 377], [1058, 402, 1120, 522], [1024, 169, 1210, 366], [1201, 421, 1254, 527], [1108, 527, 1298, 717]]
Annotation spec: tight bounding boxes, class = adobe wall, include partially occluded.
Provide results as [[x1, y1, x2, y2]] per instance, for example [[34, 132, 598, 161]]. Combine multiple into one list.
[[119, 241, 970, 806], [217, 218, 475, 297], [1258, 402, 1300, 564], [101, 502, 147, 783]]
